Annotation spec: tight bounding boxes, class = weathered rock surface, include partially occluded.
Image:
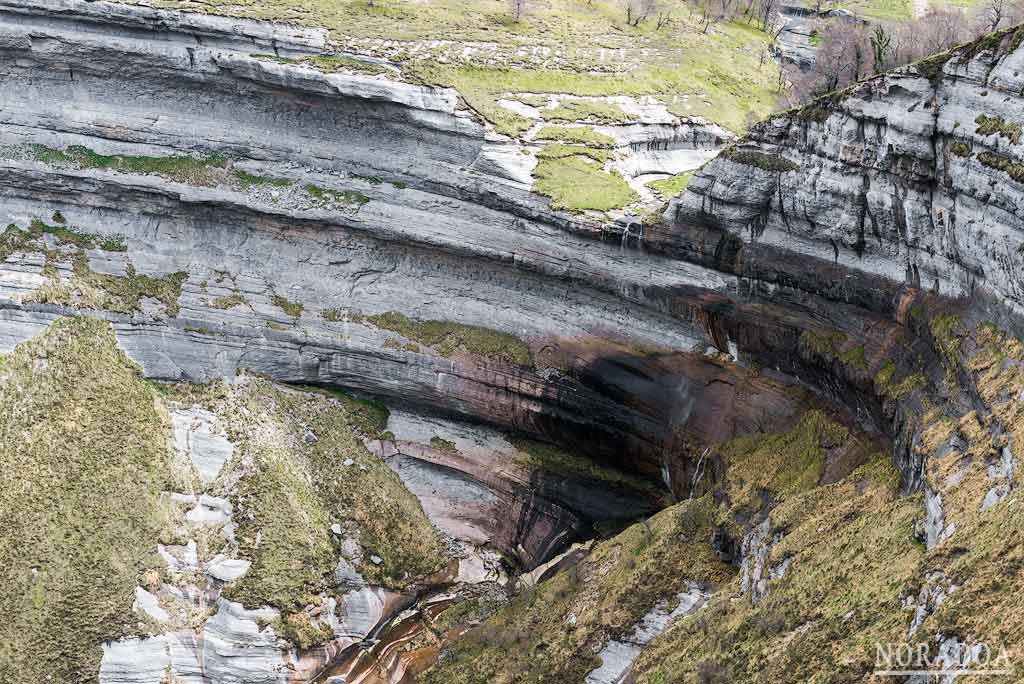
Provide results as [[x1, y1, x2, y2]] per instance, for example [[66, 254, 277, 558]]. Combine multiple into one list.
[[6, 0, 1024, 682]]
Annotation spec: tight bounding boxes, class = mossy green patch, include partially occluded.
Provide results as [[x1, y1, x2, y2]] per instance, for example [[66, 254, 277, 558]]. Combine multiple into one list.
[[535, 143, 609, 163], [271, 293, 304, 318], [211, 292, 247, 309], [305, 183, 371, 209], [362, 311, 533, 366], [533, 125, 616, 147], [978, 151, 1024, 183], [0, 317, 170, 683], [646, 171, 692, 198], [720, 146, 799, 172], [252, 52, 391, 76], [719, 410, 849, 516], [540, 99, 632, 124], [950, 140, 971, 157], [532, 154, 638, 213], [299, 386, 391, 439], [430, 436, 460, 454], [30, 144, 228, 185], [929, 314, 962, 385], [217, 379, 445, 608], [632, 454, 923, 683], [32, 251, 188, 316], [799, 329, 868, 373], [974, 114, 1022, 144], [233, 170, 292, 189], [874, 360, 925, 400]]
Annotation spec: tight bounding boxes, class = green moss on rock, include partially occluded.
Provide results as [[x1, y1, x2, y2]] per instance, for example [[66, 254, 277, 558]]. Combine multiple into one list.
[[631, 454, 922, 684], [533, 125, 616, 148], [271, 293, 304, 318], [978, 151, 1024, 183], [720, 146, 799, 172], [975, 114, 1022, 144], [532, 154, 638, 213], [646, 171, 692, 198], [950, 140, 972, 157], [363, 311, 533, 366], [32, 251, 187, 316], [0, 317, 170, 683], [720, 410, 848, 516], [220, 379, 446, 605], [540, 100, 633, 125], [31, 144, 228, 185], [305, 183, 370, 209]]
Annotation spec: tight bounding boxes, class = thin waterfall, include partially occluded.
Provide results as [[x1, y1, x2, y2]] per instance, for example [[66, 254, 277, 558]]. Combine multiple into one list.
[[689, 447, 710, 499]]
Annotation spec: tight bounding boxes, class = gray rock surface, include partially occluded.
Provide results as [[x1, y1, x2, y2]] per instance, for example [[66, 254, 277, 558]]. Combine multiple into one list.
[[171, 407, 235, 484], [670, 35, 1024, 318], [585, 582, 711, 684]]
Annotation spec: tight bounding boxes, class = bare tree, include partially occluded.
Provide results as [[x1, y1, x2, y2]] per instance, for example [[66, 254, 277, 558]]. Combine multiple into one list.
[[979, 0, 1009, 31], [509, 0, 525, 21], [625, 0, 658, 26], [870, 24, 892, 73], [754, 0, 779, 32]]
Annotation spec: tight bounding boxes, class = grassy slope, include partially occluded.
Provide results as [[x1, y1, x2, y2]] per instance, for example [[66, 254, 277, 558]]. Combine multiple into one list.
[[184, 378, 449, 607], [423, 496, 734, 684], [424, 409, 888, 683], [136, 0, 781, 134], [0, 317, 170, 683]]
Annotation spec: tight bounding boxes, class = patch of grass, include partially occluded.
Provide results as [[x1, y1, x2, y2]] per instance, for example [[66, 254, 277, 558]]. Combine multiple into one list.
[[211, 292, 247, 309], [533, 125, 616, 147], [950, 140, 971, 157], [873, 360, 925, 400], [532, 154, 638, 213], [541, 99, 633, 124], [321, 308, 346, 322], [299, 386, 391, 439], [646, 171, 692, 198], [430, 436, 460, 454], [363, 311, 533, 366], [974, 114, 1022, 144], [423, 496, 733, 684], [233, 170, 292, 189], [270, 612, 336, 650], [835, 0, 913, 21], [271, 293, 304, 318], [220, 379, 446, 601], [978, 151, 1024, 183], [15, 218, 127, 254], [536, 143, 609, 163], [929, 314, 962, 385], [252, 52, 391, 76], [799, 329, 868, 373], [719, 410, 850, 516], [31, 251, 188, 316], [30, 144, 228, 185], [720, 146, 799, 172], [631, 454, 922, 684], [0, 317, 170, 682], [305, 183, 371, 209]]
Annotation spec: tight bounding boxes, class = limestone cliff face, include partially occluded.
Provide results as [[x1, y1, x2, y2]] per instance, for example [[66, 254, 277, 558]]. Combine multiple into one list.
[[671, 29, 1024, 320], [5, 0, 1024, 681]]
